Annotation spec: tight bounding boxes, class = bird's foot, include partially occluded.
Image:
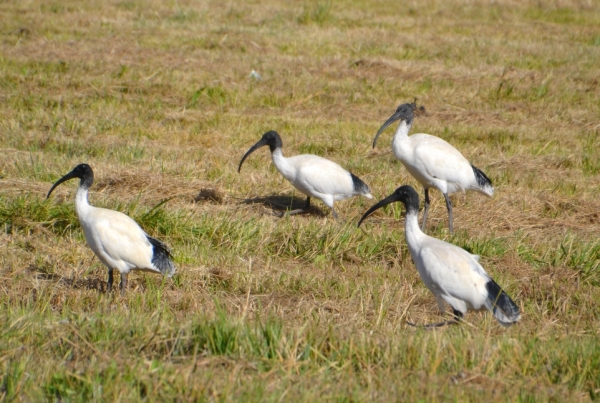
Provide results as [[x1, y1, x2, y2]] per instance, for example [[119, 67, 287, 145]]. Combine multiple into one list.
[[406, 319, 460, 329], [278, 208, 308, 218]]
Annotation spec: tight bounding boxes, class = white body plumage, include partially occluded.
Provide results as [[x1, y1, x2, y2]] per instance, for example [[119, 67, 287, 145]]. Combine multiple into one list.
[[270, 150, 372, 210], [359, 185, 520, 327], [239, 130, 373, 218], [374, 103, 494, 233], [75, 188, 164, 276], [391, 122, 492, 196], [406, 214, 495, 316], [47, 164, 176, 295]]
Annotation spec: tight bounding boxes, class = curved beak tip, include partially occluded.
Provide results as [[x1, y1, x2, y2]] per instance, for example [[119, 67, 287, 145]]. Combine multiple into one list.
[[357, 208, 376, 228], [46, 184, 60, 199], [238, 140, 267, 173], [238, 155, 249, 173], [46, 184, 57, 199], [46, 171, 78, 200]]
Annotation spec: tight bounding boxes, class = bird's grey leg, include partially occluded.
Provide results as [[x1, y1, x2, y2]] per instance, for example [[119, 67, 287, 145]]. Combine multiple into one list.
[[421, 188, 430, 231], [331, 206, 338, 220], [107, 269, 114, 293], [305, 196, 311, 209], [120, 272, 128, 296], [443, 192, 454, 234]]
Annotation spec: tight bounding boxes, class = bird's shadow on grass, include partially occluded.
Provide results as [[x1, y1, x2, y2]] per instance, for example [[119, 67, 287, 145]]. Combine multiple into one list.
[[32, 265, 107, 292], [241, 195, 327, 217]]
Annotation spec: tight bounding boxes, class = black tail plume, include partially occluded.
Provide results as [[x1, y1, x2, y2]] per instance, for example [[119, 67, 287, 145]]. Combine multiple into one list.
[[350, 172, 371, 195], [147, 236, 176, 277], [485, 279, 520, 326], [471, 164, 494, 196]]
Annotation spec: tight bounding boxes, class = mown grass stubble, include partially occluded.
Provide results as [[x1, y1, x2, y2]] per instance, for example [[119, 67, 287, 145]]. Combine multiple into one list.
[[1, 0, 599, 401]]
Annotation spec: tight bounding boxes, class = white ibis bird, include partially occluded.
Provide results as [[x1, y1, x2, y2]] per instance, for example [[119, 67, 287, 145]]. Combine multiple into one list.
[[239, 130, 373, 219], [47, 164, 176, 295], [373, 102, 494, 233], [358, 185, 520, 327]]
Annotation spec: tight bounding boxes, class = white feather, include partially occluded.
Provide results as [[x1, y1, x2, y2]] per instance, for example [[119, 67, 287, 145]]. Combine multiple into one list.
[[392, 122, 492, 197], [75, 187, 164, 275], [271, 150, 372, 209], [360, 185, 519, 326], [405, 215, 491, 314], [240, 132, 373, 219]]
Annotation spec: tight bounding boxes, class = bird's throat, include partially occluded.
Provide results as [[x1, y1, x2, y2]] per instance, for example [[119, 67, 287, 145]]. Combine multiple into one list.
[[391, 121, 412, 159], [404, 210, 424, 247], [75, 185, 92, 216]]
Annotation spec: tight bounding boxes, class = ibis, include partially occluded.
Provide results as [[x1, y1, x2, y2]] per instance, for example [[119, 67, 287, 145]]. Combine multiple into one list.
[[373, 102, 494, 233], [239, 130, 373, 219], [47, 164, 176, 295], [358, 185, 520, 327]]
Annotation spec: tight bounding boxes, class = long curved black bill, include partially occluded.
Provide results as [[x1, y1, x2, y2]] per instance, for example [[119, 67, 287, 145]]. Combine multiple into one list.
[[357, 193, 403, 228], [47, 170, 78, 199], [238, 139, 269, 173], [372, 111, 402, 149]]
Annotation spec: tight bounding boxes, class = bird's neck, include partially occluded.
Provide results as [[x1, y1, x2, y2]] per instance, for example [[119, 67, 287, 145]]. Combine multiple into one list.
[[75, 184, 92, 218], [270, 147, 293, 178], [391, 120, 412, 157], [404, 209, 425, 249]]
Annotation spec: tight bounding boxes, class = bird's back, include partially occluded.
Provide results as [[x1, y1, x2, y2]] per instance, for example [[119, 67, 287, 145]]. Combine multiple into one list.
[[286, 154, 356, 196], [288, 154, 345, 173], [82, 207, 158, 273], [412, 235, 490, 310], [405, 133, 476, 192]]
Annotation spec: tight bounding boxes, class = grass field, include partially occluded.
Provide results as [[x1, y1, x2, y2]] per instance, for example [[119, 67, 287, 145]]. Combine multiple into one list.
[[1, 0, 599, 401]]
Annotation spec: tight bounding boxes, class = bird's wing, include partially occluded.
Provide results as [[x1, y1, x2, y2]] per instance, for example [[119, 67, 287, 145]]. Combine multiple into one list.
[[288, 155, 351, 195], [89, 208, 154, 269], [419, 239, 490, 304], [410, 134, 473, 186]]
